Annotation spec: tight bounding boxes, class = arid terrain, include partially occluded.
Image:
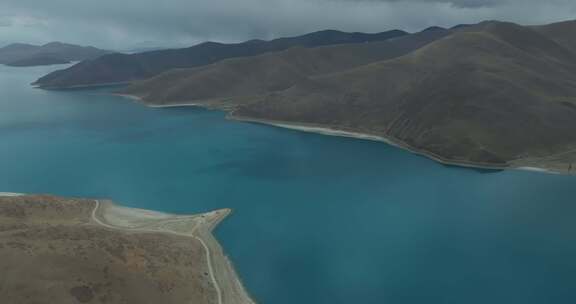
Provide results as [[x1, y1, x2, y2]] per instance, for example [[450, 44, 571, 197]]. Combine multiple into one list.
[[33, 29, 407, 88], [121, 20, 576, 173], [32, 19, 576, 173], [0, 194, 253, 304]]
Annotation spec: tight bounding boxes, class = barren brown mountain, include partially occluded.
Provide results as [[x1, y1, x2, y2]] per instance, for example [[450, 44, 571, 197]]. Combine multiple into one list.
[[33, 29, 407, 88], [122, 27, 450, 108], [122, 20, 576, 171], [232, 20, 576, 170], [33, 20, 576, 172]]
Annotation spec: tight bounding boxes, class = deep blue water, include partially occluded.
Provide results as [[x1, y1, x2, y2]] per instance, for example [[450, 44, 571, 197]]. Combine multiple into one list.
[[2, 65, 576, 304]]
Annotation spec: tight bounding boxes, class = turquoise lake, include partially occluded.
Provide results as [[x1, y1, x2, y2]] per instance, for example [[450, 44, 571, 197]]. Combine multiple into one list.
[[2, 65, 576, 303]]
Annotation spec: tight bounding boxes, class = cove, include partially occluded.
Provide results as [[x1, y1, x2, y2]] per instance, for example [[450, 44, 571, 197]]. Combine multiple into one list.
[[2, 65, 576, 304]]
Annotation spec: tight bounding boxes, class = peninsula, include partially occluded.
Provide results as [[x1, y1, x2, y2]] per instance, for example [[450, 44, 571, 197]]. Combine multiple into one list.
[[0, 194, 254, 304]]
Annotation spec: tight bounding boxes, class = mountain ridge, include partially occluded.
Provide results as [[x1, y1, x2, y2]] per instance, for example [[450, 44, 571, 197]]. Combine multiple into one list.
[[121, 27, 451, 107], [33, 29, 408, 88], [0, 42, 110, 67], [34, 19, 576, 172], [229, 20, 576, 171]]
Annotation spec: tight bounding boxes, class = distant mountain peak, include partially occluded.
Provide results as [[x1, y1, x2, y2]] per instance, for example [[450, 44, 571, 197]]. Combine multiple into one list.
[[306, 29, 346, 35], [422, 26, 447, 32], [5, 42, 36, 47], [34, 28, 409, 88], [0, 41, 110, 67], [43, 41, 70, 47], [1, 43, 38, 50], [450, 24, 472, 30], [476, 20, 518, 28]]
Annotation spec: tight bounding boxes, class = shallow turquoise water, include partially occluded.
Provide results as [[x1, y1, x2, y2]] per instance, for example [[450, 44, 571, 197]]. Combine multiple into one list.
[[2, 65, 576, 303]]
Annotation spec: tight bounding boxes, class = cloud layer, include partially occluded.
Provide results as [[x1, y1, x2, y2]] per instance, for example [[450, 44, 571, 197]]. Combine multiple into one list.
[[1, 0, 575, 49]]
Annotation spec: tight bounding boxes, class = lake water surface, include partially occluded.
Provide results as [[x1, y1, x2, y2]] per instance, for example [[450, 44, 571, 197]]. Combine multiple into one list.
[[2, 65, 576, 304]]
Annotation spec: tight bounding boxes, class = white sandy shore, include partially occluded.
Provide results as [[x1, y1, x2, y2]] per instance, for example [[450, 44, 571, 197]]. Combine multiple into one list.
[[147, 102, 203, 108], [0, 192, 24, 197], [254, 120, 400, 146], [115, 94, 204, 108], [515, 167, 559, 174], [98, 203, 179, 227], [114, 94, 143, 102]]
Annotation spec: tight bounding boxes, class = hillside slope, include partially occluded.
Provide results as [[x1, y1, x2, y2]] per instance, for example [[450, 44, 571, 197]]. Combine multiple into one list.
[[533, 20, 576, 53], [33, 29, 407, 89], [233, 21, 576, 170], [122, 28, 450, 107]]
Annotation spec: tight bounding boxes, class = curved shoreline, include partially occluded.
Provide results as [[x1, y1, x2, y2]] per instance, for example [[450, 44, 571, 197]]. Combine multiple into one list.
[[33, 81, 131, 90], [229, 115, 563, 175], [91, 199, 256, 304], [115, 93, 563, 175], [230, 115, 510, 169]]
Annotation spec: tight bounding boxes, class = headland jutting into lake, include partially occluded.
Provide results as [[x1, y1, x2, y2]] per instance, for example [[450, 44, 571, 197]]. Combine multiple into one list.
[[0, 193, 255, 304]]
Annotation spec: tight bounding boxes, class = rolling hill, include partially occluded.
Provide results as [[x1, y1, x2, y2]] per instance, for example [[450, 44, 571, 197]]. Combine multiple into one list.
[[230, 20, 576, 170], [33, 29, 407, 89], [33, 20, 576, 171], [122, 27, 450, 107]]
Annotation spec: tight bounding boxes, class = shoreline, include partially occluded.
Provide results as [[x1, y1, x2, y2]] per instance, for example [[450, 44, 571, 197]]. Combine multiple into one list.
[[93, 200, 256, 304], [114, 94, 206, 108], [0, 192, 256, 303], [515, 166, 561, 174], [0, 192, 24, 197], [230, 115, 561, 175], [236, 116, 567, 175], [33, 81, 131, 90], [115, 94, 561, 175]]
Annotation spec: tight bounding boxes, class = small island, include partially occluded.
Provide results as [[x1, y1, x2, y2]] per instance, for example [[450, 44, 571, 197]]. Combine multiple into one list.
[[0, 193, 254, 304]]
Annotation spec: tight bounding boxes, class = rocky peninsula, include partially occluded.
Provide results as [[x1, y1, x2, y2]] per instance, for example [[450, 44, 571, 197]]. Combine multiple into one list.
[[0, 194, 254, 304]]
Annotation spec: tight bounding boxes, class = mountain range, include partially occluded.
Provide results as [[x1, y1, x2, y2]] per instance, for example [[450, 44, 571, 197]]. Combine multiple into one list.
[[35, 20, 576, 172], [0, 42, 110, 67], [33, 29, 407, 88], [122, 27, 450, 108], [232, 20, 576, 170]]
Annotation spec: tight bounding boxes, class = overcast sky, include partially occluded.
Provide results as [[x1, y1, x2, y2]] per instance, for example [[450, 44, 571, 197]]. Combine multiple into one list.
[[0, 0, 575, 50]]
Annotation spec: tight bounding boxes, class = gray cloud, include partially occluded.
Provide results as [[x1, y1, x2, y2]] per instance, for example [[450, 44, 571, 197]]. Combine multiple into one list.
[[341, 0, 501, 8], [447, 0, 501, 7], [0, 17, 11, 27], [0, 0, 575, 49], [341, 0, 570, 8]]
